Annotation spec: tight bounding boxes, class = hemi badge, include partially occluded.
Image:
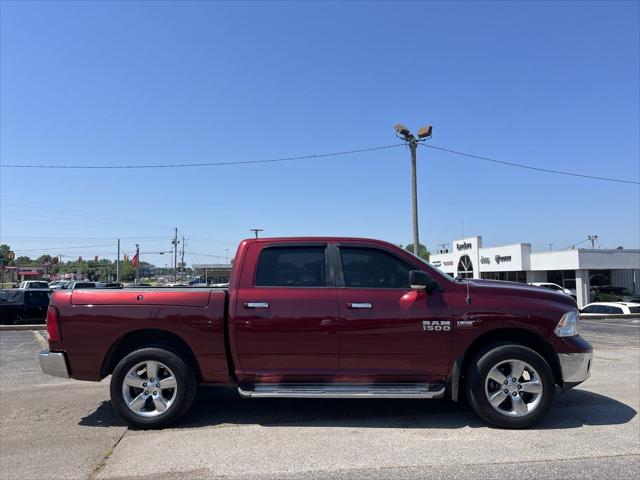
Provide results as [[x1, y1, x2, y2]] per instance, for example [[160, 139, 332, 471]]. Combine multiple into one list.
[[456, 319, 477, 328]]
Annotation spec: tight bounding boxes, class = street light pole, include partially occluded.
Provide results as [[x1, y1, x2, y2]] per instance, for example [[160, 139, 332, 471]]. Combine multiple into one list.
[[394, 123, 433, 257], [250, 228, 263, 239], [409, 137, 419, 256]]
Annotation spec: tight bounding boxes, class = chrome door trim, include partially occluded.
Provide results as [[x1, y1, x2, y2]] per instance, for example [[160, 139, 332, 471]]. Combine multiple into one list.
[[244, 302, 270, 309], [347, 302, 372, 309]]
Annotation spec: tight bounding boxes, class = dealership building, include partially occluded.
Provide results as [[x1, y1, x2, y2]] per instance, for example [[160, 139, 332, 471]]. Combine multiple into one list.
[[429, 236, 640, 307]]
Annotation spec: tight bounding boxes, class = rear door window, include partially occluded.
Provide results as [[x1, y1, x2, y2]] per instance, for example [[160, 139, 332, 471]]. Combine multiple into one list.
[[255, 246, 327, 287]]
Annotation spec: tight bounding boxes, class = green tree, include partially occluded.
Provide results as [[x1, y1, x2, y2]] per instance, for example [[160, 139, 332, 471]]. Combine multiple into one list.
[[403, 243, 430, 261], [36, 254, 53, 264], [15, 256, 33, 265], [0, 244, 11, 263]]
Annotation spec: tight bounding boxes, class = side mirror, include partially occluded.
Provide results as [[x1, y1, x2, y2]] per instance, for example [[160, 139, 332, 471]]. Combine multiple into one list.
[[409, 270, 439, 294]]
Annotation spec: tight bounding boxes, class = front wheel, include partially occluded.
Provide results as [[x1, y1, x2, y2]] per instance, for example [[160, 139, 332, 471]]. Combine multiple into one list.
[[110, 347, 197, 428], [465, 344, 555, 428]]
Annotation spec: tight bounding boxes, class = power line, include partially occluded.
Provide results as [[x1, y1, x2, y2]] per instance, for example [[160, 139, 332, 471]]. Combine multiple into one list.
[[0, 144, 404, 169], [2, 140, 636, 185], [421, 144, 639, 185]]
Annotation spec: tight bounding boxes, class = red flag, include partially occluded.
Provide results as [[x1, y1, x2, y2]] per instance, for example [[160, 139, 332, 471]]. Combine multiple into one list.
[[132, 253, 138, 268]]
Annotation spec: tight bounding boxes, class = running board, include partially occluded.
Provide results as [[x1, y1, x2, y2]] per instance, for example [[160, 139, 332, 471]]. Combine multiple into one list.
[[238, 383, 446, 399]]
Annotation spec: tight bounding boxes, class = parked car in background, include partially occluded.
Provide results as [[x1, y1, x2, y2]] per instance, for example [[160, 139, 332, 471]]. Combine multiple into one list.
[[580, 302, 640, 316], [18, 281, 50, 290], [49, 280, 70, 290], [64, 281, 97, 290], [528, 282, 575, 299], [0, 289, 50, 324], [591, 286, 640, 303]]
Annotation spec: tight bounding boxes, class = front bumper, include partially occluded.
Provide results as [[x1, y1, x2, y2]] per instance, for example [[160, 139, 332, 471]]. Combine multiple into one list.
[[559, 351, 592, 389], [39, 351, 70, 379]]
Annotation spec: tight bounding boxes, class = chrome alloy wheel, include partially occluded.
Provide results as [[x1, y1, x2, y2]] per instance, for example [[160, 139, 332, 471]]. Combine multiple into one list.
[[121, 360, 178, 418], [484, 359, 543, 417]]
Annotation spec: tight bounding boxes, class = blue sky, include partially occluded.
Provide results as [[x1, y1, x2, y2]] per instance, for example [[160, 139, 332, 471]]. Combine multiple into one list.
[[1, 1, 639, 266]]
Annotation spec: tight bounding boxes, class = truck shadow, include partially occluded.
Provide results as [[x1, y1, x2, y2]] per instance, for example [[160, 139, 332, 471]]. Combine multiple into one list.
[[79, 386, 636, 430]]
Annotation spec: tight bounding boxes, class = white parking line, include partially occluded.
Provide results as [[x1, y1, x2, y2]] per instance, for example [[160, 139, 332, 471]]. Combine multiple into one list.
[[582, 320, 640, 328]]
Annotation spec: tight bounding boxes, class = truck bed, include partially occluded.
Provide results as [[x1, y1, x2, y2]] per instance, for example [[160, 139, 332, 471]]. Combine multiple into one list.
[[49, 288, 230, 383]]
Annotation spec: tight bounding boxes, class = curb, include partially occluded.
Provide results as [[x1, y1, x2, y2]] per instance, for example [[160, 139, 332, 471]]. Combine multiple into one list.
[[0, 324, 46, 331]]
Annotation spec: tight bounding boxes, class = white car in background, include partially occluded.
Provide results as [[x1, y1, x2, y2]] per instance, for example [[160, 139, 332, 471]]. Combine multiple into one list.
[[17, 281, 50, 290], [580, 302, 640, 316], [49, 280, 70, 290], [529, 282, 575, 299]]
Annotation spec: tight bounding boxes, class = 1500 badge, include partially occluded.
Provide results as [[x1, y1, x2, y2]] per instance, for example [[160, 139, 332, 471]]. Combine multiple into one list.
[[422, 320, 451, 332]]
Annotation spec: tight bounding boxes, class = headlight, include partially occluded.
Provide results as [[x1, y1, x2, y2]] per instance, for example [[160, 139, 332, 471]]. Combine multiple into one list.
[[555, 310, 579, 337]]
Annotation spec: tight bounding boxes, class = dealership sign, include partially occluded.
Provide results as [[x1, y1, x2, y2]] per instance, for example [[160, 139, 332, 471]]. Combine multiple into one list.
[[456, 242, 472, 251]]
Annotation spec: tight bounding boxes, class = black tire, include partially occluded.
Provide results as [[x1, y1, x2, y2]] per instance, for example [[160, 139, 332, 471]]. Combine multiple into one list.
[[110, 347, 197, 429], [465, 343, 555, 429]]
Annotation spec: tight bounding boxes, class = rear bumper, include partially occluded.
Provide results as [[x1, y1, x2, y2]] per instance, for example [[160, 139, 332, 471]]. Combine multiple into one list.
[[39, 351, 70, 379], [559, 351, 592, 389]]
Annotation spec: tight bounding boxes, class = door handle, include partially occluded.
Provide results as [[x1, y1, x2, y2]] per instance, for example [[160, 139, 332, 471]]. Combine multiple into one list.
[[347, 302, 372, 309], [244, 302, 269, 309]]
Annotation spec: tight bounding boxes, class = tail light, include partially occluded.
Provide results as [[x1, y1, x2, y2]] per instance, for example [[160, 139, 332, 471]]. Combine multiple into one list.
[[46, 306, 61, 342]]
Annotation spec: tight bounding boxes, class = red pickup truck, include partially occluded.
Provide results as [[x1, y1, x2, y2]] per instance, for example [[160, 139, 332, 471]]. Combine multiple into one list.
[[39, 237, 592, 429]]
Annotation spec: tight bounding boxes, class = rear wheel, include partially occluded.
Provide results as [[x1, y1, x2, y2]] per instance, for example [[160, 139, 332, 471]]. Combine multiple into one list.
[[110, 347, 197, 428], [465, 344, 555, 428]]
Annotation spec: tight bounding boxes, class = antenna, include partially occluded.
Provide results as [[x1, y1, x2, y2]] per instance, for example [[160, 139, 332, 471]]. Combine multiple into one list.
[[465, 275, 472, 305]]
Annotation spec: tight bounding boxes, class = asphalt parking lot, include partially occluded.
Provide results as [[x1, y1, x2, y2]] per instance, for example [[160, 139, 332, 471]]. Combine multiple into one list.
[[1, 319, 638, 480]]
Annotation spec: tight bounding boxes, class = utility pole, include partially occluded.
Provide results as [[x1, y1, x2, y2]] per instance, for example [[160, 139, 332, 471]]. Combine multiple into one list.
[[394, 123, 433, 256], [172, 227, 178, 283], [135, 244, 140, 284], [587, 234, 598, 249], [548, 243, 553, 252], [225, 249, 229, 264], [181, 236, 185, 282], [250, 228, 263, 238], [116, 238, 120, 283]]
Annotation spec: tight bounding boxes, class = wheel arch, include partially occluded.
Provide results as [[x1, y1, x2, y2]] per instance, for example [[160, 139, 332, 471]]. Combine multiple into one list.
[[101, 328, 203, 382], [450, 328, 562, 402]]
